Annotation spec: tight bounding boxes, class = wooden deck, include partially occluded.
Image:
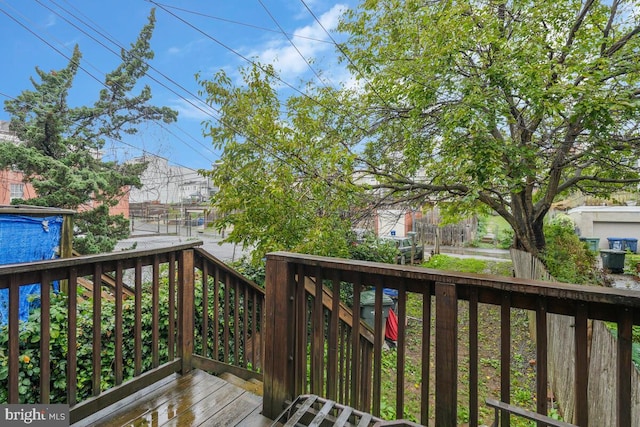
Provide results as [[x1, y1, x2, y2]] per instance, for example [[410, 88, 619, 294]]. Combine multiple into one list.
[[72, 369, 272, 427]]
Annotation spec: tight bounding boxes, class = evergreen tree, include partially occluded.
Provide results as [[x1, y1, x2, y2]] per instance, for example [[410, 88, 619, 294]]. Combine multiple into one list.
[[0, 9, 177, 253]]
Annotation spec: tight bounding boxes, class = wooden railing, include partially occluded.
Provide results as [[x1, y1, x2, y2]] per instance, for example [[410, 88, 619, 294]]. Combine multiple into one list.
[[262, 251, 640, 426], [0, 242, 265, 424]]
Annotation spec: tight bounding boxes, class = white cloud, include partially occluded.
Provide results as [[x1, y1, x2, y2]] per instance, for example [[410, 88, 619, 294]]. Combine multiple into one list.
[[245, 4, 349, 82]]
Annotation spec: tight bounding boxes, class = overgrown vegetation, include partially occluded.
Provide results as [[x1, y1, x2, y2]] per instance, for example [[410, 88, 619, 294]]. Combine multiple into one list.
[[540, 215, 604, 285]]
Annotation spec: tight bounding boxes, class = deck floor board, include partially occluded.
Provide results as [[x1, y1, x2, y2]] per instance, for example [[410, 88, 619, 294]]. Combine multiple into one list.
[[72, 369, 271, 427]]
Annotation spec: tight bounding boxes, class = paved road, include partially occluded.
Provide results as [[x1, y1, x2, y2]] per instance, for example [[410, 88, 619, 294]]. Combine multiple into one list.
[[114, 229, 250, 262]]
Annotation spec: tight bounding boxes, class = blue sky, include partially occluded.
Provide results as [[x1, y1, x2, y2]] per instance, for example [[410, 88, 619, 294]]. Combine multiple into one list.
[[0, 0, 357, 171]]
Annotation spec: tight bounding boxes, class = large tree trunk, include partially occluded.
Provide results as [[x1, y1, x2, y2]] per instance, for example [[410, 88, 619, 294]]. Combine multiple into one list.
[[510, 193, 547, 256]]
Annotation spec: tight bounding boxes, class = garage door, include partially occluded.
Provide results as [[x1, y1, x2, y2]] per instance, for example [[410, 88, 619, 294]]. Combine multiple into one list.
[[593, 221, 640, 250]]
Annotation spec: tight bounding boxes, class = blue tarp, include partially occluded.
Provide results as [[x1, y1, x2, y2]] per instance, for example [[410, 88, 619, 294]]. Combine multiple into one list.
[[0, 214, 63, 324]]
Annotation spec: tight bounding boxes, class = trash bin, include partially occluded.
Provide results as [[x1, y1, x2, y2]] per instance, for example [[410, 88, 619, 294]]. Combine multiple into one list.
[[360, 290, 394, 329], [607, 237, 625, 251], [623, 238, 638, 253], [579, 237, 600, 252], [600, 249, 626, 273]]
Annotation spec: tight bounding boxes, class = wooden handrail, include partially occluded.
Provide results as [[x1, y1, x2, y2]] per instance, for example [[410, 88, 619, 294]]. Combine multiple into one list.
[[262, 251, 640, 426]]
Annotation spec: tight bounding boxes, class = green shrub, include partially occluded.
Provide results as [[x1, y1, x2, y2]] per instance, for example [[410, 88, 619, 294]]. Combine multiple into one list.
[[541, 215, 602, 285], [348, 235, 398, 264]]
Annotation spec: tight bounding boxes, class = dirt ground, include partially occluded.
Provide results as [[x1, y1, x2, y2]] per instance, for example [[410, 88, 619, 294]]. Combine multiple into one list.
[[381, 298, 539, 426]]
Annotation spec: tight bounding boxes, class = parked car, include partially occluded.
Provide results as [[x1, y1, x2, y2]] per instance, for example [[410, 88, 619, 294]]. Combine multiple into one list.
[[381, 236, 423, 264]]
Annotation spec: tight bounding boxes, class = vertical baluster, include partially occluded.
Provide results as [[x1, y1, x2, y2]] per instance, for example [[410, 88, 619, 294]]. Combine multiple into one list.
[[616, 308, 633, 427], [224, 272, 230, 363], [469, 287, 479, 427], [435, 281, 457, 427], [8, 275, 19, 403], [420, 286, 432, 425], [500, 294, 511, 427], [339, 322, 348, 403], [572, 303, 589, 426], [243, 286, 249, 368], [213, 266, 220, 361], [178, 249, 194, 374], [295, 264, 307, 396], [351, 274, 362, 408], [396, 279, 407, 419], [327, 271, 340, 401], [152, 255, 160, 368], [115, 261, 123, 386], [537, 298, 549, 426], [134, 259, 142, 376], [372, 276, 384, 417], [202, 259, 209, 358], [312, 267, 324, 395], [68, 268, 78, 406], [92, 263, 102, 397], [40, 271, 51, 403], [168, 252, 176, 360], [234, 277, 240, 368]]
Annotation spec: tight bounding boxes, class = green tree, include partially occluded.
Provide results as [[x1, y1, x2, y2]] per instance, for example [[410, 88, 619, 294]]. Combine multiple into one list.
[[0, 9, 177, 253], [198, 64, 363, 262], [339, 0, 640, 255]]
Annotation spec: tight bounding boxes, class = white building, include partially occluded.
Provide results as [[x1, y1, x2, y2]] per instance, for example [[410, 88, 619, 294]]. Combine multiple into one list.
[[567, 205, 640, 251], [128, 155, 214, 204]]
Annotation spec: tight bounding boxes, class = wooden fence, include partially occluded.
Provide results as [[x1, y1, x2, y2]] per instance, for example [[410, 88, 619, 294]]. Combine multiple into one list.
[[511, 248, 640, 425]]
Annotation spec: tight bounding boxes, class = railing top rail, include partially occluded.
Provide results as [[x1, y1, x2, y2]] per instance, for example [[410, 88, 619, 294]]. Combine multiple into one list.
[[0, 241, 204, 275], [266, 251, 640, 308]]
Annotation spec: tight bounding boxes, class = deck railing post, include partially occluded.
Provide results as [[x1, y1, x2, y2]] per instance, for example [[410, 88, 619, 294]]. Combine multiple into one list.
[[263, 254, 297, 420], [435, 281, 458, 427], [178, 249, 195, 374]]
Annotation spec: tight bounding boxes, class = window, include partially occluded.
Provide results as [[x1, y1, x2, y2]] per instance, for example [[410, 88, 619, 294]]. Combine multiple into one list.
[[10, 183, 23, 201]]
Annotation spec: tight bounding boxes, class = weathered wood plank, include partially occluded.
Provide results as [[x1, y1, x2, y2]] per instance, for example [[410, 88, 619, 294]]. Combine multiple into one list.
[[199, 389, 264, 427], [85, 370, 212, 427], [71, 369, 266, 427], [163, 382, 244, 426]]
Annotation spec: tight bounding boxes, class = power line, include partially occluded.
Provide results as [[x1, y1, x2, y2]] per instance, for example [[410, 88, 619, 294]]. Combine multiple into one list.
[[0, 2, 220, 170], [147, 0, 368, 135], [152, 1, 333, 45], [257, 0, 335, 91], [37, 0, 219, 163]]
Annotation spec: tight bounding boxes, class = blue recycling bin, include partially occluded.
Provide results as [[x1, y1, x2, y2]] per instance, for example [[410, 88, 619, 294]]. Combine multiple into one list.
[[607, 237, 625, 251], [624, 238, 638, 253]]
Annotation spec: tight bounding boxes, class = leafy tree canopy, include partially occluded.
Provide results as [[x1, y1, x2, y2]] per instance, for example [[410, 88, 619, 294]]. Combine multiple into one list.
[[339, 0, 640, 255], [200, 0, 640, 259], [0, 9, 177, 253], [198, 64, 364, 263]]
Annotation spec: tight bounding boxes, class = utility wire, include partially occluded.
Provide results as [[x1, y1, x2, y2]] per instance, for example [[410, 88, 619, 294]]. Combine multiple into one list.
[[257, 0, 336, 91], [147, 0, 369, 135], [39, 0, 219, 161], [152, 1, 333, 44], [50, 0, 321, 176]]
